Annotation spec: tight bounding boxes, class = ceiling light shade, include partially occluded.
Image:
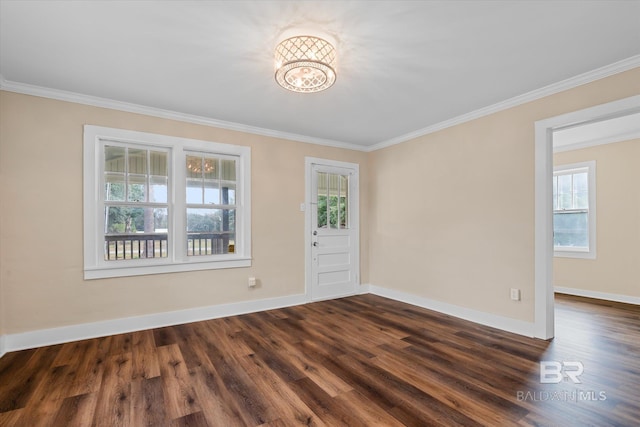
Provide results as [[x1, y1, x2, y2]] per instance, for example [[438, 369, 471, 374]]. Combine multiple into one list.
[[274, 35, 337, 93]]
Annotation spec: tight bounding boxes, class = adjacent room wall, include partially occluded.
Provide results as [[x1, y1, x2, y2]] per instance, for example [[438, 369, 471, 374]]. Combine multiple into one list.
[[554, 139, 640, 300], [0, 91, 369, 335], [368, 68, 640, 324], [0, 215, 3, 329], [0, 120, 5, 353]]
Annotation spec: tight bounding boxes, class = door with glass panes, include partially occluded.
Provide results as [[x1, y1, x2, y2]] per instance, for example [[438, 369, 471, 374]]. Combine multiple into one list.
[[310, 162, 359, 300]]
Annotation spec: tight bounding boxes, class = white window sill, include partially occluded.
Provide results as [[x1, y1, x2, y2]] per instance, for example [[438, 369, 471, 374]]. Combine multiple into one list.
[[554, 248, 595, 260], [84, 257, 252, 280]]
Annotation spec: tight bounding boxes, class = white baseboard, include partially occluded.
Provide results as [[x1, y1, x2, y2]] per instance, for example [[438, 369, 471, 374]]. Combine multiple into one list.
[[1, 283, 541, 357], [555, 286, 640, 305], [369, 285, 535, 337], [3, 293, 307, 354]]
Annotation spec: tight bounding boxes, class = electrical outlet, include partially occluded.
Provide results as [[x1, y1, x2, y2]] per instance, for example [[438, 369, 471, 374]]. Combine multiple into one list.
[[510, 288, 521, 301], [248, 277, 257, 288]]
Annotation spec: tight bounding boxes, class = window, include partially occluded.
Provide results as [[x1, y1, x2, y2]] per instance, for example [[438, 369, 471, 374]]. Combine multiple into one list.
[[185, 153, 237, 256], [553, 161, 596, 259], [103, 145, 169, 260], [316, 172, 349, 229], [84, 126, 251, 279]]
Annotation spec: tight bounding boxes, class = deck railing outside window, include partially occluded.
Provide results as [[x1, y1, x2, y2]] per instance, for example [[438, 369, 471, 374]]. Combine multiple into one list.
[[104, 232, 233, 260]]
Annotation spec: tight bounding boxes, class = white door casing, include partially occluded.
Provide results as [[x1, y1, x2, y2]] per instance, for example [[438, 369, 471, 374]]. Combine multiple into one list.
[[534, 94, 640, 339], [305, 157, 359, 301]]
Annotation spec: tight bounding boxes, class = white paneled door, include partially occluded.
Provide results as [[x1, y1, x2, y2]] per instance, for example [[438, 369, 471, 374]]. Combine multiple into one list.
[[306, 158, 359, 301]]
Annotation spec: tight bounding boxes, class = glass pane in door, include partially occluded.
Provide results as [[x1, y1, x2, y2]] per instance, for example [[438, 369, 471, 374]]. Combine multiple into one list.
[[340, 174, 349, 229], [317, 172, 350, 230], [317, 172, 328, 228]]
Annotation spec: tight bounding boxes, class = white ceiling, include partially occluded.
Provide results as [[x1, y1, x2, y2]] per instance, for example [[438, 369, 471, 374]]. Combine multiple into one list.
[[1, 1, 639, 148]]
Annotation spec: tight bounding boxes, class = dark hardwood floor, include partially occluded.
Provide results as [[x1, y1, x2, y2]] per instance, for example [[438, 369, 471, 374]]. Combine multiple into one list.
[[0, 294, 638, 426]]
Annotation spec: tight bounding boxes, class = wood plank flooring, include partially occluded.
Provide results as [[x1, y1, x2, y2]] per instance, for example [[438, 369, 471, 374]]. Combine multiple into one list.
[[0, 294, 638, 426]]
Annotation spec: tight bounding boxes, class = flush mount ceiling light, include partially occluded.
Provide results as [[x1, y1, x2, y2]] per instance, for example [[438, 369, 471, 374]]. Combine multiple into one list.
[[274, 35, 337, 93]]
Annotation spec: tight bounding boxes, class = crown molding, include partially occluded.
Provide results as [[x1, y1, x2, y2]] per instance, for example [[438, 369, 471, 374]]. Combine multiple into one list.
[[0, 75, 367, 152], [2, 55, 638, 154], [368, 55, 640, 152]]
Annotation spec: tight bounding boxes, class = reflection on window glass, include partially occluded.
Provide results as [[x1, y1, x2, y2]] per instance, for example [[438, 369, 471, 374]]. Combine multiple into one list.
[[186, 179, 202, 204], [185, 153, 238, 256], [204, 181, 220, 204], [104, 146, 168, 204], [150, 176, 168, 203], [186, 154, 237, 206], [105, 146, 125, 172], [221, 159, 236, 180], [186, 155, 202, 178], [150, 151, 167, 176], [128, 148, 147, 174], [203, 157, 218, 180], [105, 174, 125, 201], [149, 150, 168, 203], [103, 145, 170, 261], [222, 184, 236, 205], [128, 174, 146, 202]]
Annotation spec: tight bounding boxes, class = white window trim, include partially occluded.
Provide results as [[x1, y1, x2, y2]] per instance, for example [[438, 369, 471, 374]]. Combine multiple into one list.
[[83, 125, 251, 279], [553, 160, 596, 259]]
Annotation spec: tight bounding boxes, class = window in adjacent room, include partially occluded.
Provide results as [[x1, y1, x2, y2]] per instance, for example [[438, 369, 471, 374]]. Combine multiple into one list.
[[553, 161, 596, 259], [84, 125, 251, 279]]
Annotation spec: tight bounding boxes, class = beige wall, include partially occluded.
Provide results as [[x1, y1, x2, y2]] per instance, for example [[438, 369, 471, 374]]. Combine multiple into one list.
[[369, 68, 640, 323], [0, 91, 369, 334], [554, 139, 640, 298], [1, 68, 639, 336], [0, 250, 3, 336]]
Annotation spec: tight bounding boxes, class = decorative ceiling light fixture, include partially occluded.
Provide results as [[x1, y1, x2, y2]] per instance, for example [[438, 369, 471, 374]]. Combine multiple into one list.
[[274, 34, 337, 93], [187, 157, 215, 174]]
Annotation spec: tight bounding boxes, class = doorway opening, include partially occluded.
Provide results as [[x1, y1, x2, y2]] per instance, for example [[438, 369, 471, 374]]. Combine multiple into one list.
[[534, 95, 640, 339]]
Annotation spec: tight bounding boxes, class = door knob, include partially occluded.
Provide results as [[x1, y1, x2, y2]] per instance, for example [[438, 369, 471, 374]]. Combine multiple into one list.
[[313, 242, 319, 247], [313, 231, 318, 235]]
